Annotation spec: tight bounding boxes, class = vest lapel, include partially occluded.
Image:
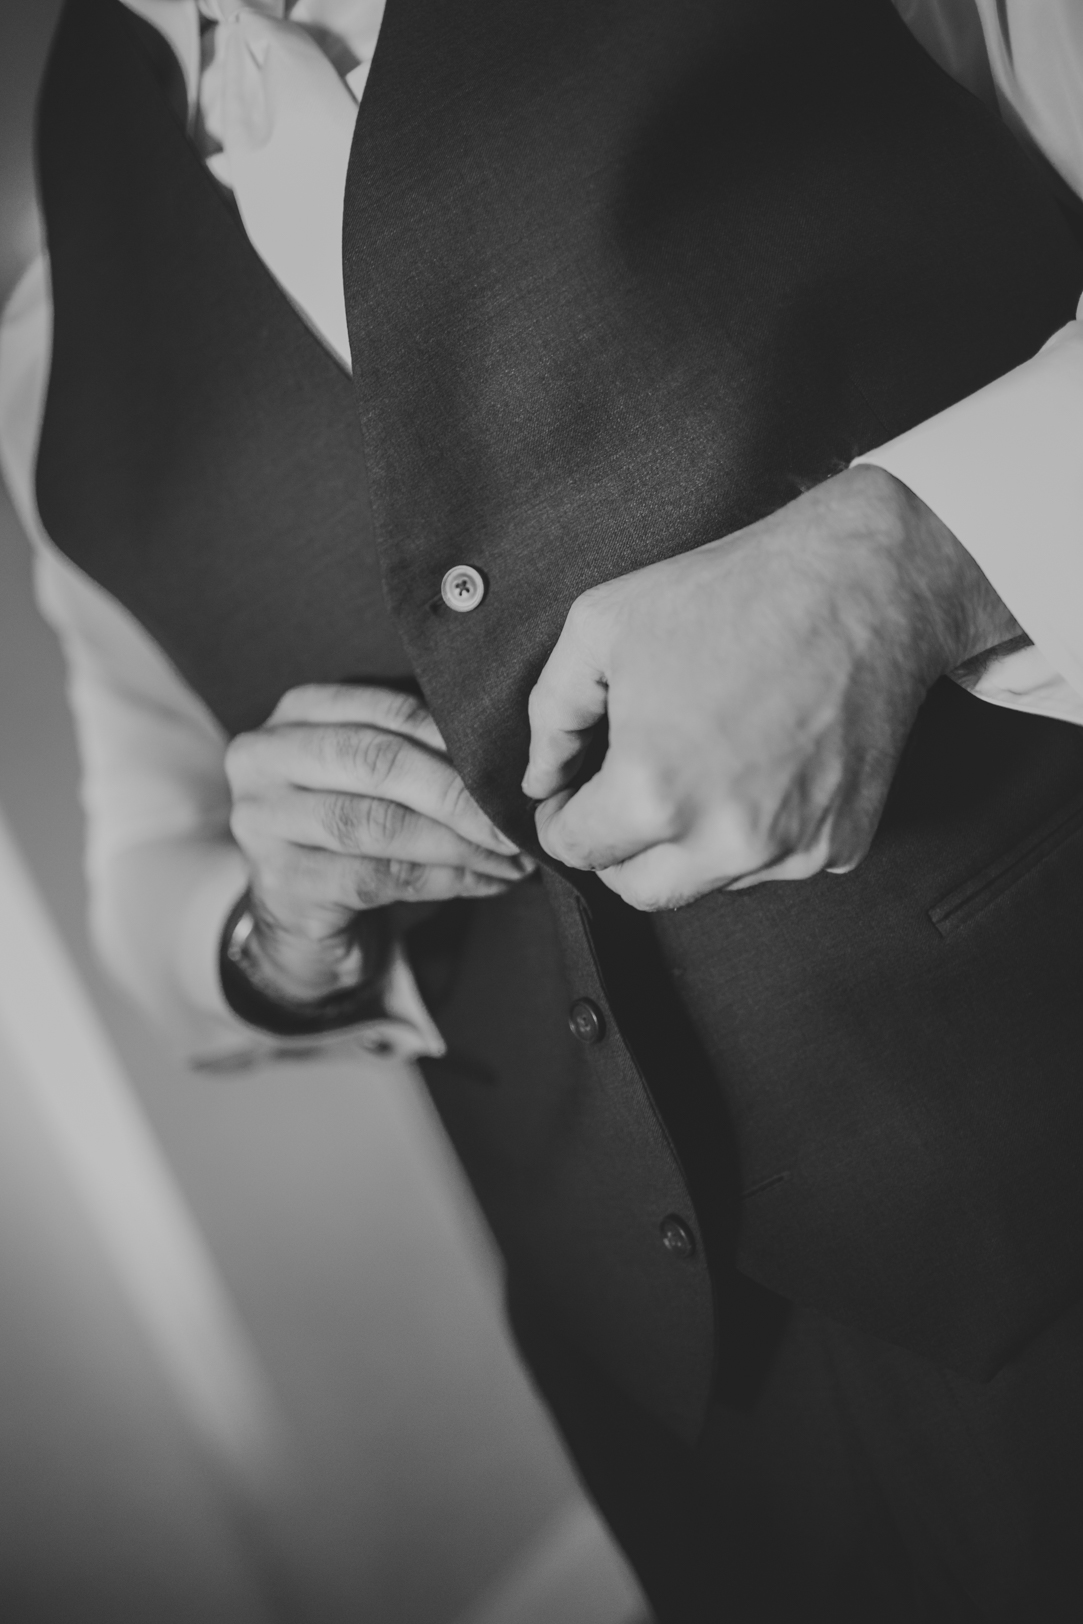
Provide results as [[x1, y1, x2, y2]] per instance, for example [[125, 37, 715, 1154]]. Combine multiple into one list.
[[36, 0, 412, 737]]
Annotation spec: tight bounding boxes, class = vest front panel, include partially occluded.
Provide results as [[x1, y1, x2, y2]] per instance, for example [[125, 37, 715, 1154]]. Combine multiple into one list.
[[342, 0, 1083, 1377]]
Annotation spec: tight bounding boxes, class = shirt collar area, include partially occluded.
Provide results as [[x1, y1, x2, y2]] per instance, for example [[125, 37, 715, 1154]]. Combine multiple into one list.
[[120, 0, 385, 118]]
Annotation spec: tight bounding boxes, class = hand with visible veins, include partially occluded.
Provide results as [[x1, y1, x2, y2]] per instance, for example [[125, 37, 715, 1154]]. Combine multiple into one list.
[[522, 466, 1021, 911], [226, 684, 532, 1002]]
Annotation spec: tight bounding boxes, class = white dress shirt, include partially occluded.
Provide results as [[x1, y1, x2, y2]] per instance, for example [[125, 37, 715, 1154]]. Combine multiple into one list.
[[1, 0, 1082, 1063]]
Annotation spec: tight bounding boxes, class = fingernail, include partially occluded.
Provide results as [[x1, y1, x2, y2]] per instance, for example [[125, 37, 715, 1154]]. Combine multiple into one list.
[[514, 854, 538, 873], [490, 826, 521, 854]]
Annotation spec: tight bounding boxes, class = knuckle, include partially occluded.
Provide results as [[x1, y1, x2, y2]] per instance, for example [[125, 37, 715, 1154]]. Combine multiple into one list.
[[320, 793, 362, 850], [550, 829, 592, 871], [606, 868, 670, 913], [270, 684, 318, 722], [631, 890, 669, 913], [827, 839, 869, 876], [360, 795, 408, 850], [224, 730, 260, 788], [353, 726, 407, 788], [347, 859, 388, 910], [439, 771, 475, 828], [383, 689, 430, 735], [616, 881, 661, 912], [571, 579, 621, 639], [567, 583, 604, 629], [385, 857, 429, 898], [714, 803, 771, 875], [534, 811, 572, 865], [643, 787, 683, 843], [618, 760, 683, 841], [462, 869, 507, 897], [777, 849, 823, 882]]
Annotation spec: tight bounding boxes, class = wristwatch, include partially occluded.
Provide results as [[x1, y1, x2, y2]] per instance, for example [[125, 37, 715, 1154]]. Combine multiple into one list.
[[219, 890, 394, 1037]]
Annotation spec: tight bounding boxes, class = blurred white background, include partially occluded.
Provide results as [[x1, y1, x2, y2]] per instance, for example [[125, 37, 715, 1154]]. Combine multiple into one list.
[[0, 5, 645, 1619]]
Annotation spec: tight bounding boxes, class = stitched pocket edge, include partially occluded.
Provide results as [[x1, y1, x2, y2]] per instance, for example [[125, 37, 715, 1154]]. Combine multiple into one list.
[[929, 790, 1083, 939]]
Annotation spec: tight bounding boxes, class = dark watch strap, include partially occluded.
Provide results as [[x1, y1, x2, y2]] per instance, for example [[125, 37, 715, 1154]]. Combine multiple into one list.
[[218, 891, 395, 1038]]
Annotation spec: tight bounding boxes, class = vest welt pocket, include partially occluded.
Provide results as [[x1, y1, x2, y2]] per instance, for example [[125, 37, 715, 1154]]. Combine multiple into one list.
[[929, 789, 1083, 939], [741, 1170, 791, 1201]]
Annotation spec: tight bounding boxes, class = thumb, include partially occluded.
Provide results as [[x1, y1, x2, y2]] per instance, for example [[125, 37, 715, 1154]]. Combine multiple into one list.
[[522, 592, 612, 800]]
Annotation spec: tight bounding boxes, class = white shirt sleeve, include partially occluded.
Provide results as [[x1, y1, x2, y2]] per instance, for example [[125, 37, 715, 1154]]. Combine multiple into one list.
[[863, 1, 1083, 726], [856, 305, 1083, 725], [0, 257, 444, 1067]]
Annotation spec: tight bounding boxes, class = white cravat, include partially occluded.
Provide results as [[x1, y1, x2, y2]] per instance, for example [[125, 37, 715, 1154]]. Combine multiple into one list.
[[125, 0, 384, 368], [974, 0, 1083, 199], [199, 1, 359, 365], [894, 0, 1083, 198]]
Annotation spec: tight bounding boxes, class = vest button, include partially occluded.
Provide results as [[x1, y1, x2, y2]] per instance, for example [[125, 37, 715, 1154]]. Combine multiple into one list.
[[568, 997, 605, 1045], [659, 1215, 696, 1261], [441, 565, 486, 612]]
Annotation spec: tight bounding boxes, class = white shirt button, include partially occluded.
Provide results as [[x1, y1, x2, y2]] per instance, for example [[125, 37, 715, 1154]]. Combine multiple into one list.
[[441, 565, 486, 612]]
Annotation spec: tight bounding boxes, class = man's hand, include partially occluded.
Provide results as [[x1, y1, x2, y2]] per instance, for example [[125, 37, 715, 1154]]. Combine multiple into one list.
[[523, 466, 1019, 911], [226, 684, 531, 1002]]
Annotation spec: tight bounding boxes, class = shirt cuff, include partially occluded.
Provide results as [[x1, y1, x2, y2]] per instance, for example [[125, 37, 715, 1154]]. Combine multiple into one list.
[[854, 315, 1083, 723], [189, 867, 446, 1072], [196, 928, 446, 1072]]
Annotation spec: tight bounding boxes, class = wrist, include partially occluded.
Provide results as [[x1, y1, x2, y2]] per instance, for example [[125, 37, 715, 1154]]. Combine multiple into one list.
[[220, 891, 393, 1036], [243, 893, 369, 1006], [852, 465, 1022, 675]]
